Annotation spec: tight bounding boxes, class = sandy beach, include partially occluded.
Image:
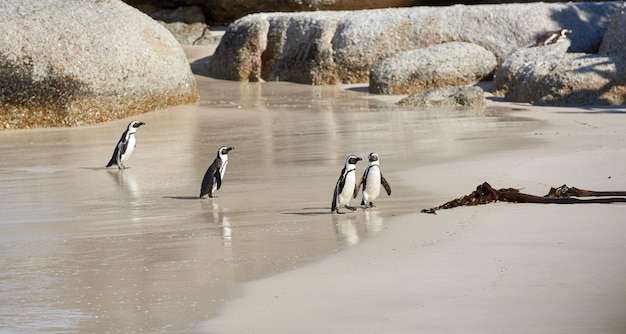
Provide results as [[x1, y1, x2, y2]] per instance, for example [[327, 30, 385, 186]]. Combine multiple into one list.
[[1, 45, 625, 333], [205, 101, 626, 333], [198, 38, 626, 331]]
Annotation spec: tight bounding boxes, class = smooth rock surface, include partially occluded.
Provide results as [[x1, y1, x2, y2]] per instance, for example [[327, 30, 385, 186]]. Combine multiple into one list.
[[157, 21, 217, 46], [493, 38, 626, 106], [0, 0, 198, 130], [397, 85, 486, 108], [152, 6, 217, 46], [124, 0, 433, 25], [499, 58, 626, 106], [207, 2, 619, 84], [370, 42, 496, 95], [599, 6, 626, 58], [492, 40, 572, 97]]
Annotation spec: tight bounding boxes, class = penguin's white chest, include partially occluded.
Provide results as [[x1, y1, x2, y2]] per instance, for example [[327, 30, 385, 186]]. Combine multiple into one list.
[[120, 135, 136, 163], [213, 159, 228, 192], [338, 170, 356, 204], [220, 160, 229, 179], [364, 167, 381, 200]]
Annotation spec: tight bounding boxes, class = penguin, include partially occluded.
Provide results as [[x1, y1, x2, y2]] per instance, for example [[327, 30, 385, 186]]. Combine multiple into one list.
[[354, 152, 391, 208], [200, 146, 235, 198], [331, 155, 362, 214], [534, 29, 572, 46], [106, 120, 145, 169]]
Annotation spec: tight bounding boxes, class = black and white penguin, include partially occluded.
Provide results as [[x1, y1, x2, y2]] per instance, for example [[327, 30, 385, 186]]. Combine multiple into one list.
[[199, 146, 235, 198], [354, 152, 391, 208], [331, 155, 362, 214], [106, 120, 145, 169], [535, 29, 572, 46]]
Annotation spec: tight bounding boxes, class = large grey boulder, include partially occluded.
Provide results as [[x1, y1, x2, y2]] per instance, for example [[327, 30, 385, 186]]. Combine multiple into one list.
[[124, 0, 431, 25], [207, 2, 620, 84], [157, 21, 216, 46], [397, 86, 485, 108], [599, 6, 626, 58], [492, 40, 572, 97], [369, 42, 496, 95], [0, 0, 198, 130], [152, 6, 218, 46], [493, 40, 626, 106]]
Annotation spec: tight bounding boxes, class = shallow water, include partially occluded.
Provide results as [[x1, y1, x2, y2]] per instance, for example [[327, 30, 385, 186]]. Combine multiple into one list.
[[0, 76, 536, 332]]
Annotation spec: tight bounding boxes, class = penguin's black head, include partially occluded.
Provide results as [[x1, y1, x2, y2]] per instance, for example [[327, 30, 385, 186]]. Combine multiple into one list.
[[347, 155, 362, 165], [560, 29, 572, 37], [130, 120, 145, 128], [218, 146, 235, 156], [368, 152, 379, 162]]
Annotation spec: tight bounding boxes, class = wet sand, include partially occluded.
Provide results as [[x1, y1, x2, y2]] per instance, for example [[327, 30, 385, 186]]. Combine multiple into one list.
[[205, 103, 626, 332], [2, 45, 625, 333]]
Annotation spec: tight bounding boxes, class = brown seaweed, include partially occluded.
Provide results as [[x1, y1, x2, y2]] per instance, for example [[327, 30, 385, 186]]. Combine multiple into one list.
[[422, 182, 626, 214]]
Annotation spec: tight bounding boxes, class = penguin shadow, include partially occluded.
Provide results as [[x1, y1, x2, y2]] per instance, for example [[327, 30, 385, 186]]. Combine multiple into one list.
[[163, 194, 230, 200], [163, 195, 202, 200], [282, 207, 332, 216], [80, 166, 122, 171]]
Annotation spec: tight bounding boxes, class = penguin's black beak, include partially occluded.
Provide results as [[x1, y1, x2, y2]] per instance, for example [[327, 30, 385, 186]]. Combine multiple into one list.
[[134, 122, 145, 128], [357, 157, 362, 161], [228, 147, 235, 152]]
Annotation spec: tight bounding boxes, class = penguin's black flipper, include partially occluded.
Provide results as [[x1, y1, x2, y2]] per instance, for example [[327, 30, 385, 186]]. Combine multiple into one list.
[[354, 171, 365, 199], [381, 173, 392, 196], [106, 142, 122, 168], [106, 131, 127, 168], [331, 169, 345, 213], [336, 167, 347, 192], [106, 153, 117, 168], [214, 170, 222, 190], [331, 179, 342, 213], [120, 139, 130, 158], [200, 164, 216, 198]]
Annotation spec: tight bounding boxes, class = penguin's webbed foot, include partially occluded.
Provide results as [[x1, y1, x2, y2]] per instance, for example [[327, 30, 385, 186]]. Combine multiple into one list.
[[345, 205, 357, 212]]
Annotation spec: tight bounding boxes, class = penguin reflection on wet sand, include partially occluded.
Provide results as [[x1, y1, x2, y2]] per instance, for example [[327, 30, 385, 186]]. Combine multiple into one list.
[[331, 155, 362, 214], [534, 28, 572, 46], [354, 152, 391, 208], [200, 146, 235, 198], [106, 120, 145, 169]]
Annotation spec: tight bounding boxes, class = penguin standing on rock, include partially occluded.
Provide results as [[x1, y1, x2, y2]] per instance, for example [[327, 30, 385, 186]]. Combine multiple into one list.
[[331, 155, 362, 214], [534, 28, 572, 46], [106, 120, 145, 169], [200, 146, 235, 198], [354, 152, 391, 208]]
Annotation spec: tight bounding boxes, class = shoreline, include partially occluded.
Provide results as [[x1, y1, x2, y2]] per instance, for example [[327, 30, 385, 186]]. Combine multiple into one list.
[[1, 62, 539, 332], [1, 44, 624, 333], [203, 96, 626, 332]]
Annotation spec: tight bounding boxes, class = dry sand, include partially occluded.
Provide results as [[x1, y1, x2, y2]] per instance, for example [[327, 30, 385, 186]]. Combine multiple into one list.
[[1, 44, 625, 333]]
